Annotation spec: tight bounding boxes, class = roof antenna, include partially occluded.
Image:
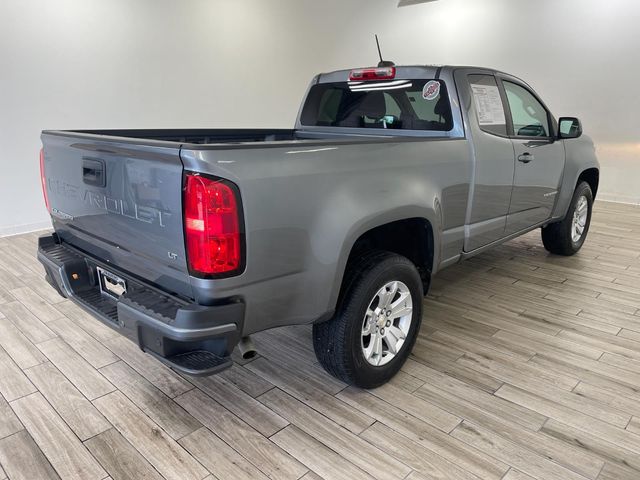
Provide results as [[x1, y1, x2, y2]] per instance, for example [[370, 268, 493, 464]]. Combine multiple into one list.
[[375, 35, 395, 68]]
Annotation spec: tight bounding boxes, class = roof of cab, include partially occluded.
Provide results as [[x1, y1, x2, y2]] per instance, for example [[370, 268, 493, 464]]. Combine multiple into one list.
[[316, 65, 504, 83]]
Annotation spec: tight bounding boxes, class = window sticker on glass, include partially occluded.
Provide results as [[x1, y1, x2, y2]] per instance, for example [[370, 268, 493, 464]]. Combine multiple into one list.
[[470, 84, 506, 126], [422, 80, 440, 101]]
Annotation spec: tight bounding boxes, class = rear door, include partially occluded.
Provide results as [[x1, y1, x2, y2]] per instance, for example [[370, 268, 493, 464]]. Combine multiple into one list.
[[499, 77, 565, 234], [41, 132, 192, 298]]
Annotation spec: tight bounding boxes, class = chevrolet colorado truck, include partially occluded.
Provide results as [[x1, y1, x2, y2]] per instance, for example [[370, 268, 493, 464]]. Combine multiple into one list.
[[37, 64, 599, 388]]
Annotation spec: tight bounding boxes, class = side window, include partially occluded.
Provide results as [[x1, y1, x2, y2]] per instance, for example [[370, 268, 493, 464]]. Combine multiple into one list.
[[503, 81, 550, 137], [468, 74, 508, 136]]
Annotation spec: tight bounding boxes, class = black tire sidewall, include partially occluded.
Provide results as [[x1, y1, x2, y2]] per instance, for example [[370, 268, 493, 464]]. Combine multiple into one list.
[[344, 257, 423, 388]]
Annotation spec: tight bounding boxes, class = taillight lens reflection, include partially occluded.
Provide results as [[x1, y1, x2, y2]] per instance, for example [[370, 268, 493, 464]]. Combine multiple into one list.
[[39, 148, 51, 213]]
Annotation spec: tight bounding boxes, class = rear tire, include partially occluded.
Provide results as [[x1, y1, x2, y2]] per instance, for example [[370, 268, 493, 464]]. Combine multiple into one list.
[[313, 251, 423, 388], [542, 181, 593, 256]]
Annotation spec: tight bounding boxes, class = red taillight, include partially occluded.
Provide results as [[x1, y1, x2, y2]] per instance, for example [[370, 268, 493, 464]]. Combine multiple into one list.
[[39, 148, 51, 213], [349, 66, 396, 81], [184, 173, 243, 276]]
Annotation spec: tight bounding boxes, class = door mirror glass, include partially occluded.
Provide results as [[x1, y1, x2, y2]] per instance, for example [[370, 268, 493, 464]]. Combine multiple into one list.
[[558, 117, 582, 139]]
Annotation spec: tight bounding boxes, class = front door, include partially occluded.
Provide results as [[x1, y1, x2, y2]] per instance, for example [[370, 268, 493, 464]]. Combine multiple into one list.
[[500, 78, 565, 235]]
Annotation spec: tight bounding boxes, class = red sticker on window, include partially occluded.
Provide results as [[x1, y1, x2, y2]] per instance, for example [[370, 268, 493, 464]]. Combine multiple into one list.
[[422, 80, 441, 100]]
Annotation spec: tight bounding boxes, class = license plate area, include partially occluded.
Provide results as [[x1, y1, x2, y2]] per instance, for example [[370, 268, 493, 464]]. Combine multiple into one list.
[[96, 266, 127, 299]]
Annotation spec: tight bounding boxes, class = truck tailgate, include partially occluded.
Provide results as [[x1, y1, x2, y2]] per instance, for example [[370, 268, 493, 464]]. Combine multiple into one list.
[[41, 132, 191, 298]]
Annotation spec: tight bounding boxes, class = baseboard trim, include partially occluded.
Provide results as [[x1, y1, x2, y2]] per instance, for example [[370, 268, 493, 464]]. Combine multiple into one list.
[[597, 193, 640, 206], [0, 221, 52, 238]]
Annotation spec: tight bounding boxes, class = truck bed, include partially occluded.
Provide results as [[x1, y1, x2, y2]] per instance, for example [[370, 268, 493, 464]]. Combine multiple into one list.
[[67, 128, 299, 144], [42, 128, 432, 149]]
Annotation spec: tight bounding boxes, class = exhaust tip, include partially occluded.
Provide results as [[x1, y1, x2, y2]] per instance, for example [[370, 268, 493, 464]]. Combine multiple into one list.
[[242, 349, 258, 360], [238, 336, 257, 360]]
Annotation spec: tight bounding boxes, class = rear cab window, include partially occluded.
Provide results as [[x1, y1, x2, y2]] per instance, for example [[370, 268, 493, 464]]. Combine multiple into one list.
[[300, 79, 453, 132]]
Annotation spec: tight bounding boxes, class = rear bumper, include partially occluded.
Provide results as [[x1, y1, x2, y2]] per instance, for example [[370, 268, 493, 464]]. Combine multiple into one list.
[[37, 234, 243, 376]]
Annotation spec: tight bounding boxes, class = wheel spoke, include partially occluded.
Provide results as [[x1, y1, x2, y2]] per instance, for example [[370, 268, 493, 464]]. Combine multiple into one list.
[[363, 332, 378, 361], [362, 322, 373, 336], [384, 335, 398, 355], [387, 325, 406, 341], [379, 281, 398, 309], [371, 334, 383, 365], [389, 291, 412, 318], [362, 309, 375, 336], [579, 198, 588, 213], [384, 326, 405, 355]]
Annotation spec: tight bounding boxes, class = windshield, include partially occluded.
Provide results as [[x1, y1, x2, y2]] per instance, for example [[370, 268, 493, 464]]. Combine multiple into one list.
[[300, 79, 453, 131]]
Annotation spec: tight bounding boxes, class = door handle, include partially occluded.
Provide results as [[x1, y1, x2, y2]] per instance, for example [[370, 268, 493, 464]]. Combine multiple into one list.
[[518, 153, 534, 163]]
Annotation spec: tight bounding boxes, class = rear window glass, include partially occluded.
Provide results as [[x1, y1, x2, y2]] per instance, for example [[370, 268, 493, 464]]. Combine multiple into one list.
[[300, 79, 453, 131]]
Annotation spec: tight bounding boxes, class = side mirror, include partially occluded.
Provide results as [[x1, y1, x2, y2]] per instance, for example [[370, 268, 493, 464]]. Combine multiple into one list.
[[558, 117, 582, 139]]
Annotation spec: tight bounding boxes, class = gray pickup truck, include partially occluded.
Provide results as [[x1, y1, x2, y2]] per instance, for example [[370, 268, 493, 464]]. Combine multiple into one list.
[[38, 64, 599, 387]]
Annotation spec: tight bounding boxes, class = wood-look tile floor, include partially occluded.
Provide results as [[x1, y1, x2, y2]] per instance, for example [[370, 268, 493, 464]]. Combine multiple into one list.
[[1, 200, 640, 480]]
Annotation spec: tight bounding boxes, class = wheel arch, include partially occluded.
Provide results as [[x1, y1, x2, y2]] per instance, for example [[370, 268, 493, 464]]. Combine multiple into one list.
[[330, 214, 437, 313], [577, 167, 599, 199]]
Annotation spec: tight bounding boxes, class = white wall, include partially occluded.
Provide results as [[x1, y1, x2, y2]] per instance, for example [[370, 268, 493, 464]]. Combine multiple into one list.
[[1, 0, 639, 235]]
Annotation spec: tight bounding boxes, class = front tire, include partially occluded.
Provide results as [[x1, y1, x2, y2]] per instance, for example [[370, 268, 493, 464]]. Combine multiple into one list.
[[313, 251, 423, 388], [542, 181, 593, 256]]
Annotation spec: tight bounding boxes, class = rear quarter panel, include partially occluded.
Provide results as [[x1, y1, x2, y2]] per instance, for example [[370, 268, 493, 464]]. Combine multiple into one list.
[[181, 138, 471, 335]]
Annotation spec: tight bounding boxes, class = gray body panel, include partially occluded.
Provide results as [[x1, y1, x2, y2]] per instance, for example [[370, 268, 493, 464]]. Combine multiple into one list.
[[40, 65, 599, 337], [453, 68, 515, 252], [496, 72, 566, 235], [42, 133, 192, 298], [550, 133, 599, 220], [181, 137, 470, 334], [506, 138, 565, 234]]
